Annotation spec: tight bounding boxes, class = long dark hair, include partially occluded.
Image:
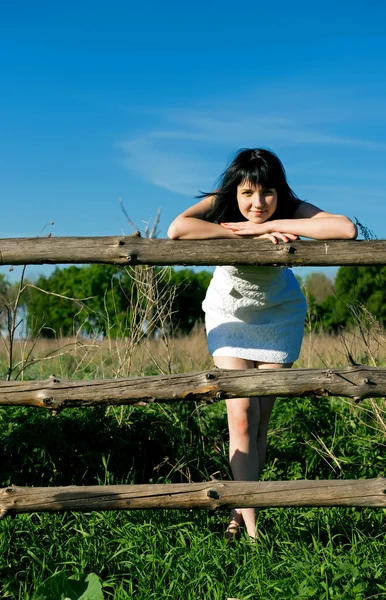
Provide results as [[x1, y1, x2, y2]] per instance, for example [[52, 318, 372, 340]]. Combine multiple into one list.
[[201, 148, 301, 223]]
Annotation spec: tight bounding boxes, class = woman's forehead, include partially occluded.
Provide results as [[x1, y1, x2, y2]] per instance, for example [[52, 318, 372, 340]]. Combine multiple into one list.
[[238, 179, 272, 189]]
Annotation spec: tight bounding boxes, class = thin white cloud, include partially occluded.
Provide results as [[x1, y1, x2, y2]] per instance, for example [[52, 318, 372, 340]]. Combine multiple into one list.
[[151, 110, 386, 149], [119, 87, 386, 196], [119, 137, 223, 196]]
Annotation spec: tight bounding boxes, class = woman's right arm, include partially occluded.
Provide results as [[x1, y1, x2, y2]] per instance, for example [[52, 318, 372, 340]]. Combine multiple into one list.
[[167, 196, 239, 240]]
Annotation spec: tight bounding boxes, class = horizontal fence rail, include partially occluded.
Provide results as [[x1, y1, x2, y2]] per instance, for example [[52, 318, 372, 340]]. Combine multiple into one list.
[[1, 479, 385, 517], [1, 367, 385, 409], [2, 236, 385, 518], [1, 237, 386, 266]]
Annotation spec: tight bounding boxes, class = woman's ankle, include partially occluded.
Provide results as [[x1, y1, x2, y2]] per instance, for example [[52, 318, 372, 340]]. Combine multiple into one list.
[[240, 508, 256, 539], [225, 509, 244, 540]]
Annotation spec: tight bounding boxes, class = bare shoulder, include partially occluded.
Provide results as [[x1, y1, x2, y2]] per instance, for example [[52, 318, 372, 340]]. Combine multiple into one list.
[[177, 195, 216, 220], [293, 201, 342, 219], [167, 195, 218, 239]]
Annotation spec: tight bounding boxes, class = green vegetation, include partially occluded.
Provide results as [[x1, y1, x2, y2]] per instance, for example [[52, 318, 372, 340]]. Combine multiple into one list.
[[1, 393, 385, 598], [303, 266, 386, 333], [3, 264, 386, 341], [1, 263, 386, 598], [24, 265, 212, 338]]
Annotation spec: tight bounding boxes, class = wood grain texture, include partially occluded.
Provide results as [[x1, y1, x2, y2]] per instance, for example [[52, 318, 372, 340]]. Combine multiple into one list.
[[1, 237, 386, 266], [1, 479, 385, 515], [0, 367, 385, 409]]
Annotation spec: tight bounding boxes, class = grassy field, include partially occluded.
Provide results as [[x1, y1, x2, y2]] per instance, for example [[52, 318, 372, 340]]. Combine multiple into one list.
[[1, 328, 386, 599]]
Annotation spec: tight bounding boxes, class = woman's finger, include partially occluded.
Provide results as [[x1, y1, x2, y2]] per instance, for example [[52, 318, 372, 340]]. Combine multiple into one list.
[[261, 233, 278, 244], [271, 232, 298, 243]]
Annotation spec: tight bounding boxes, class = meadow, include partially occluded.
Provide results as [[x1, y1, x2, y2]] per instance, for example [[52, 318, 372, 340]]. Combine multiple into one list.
[[1, 325, 386, 599]]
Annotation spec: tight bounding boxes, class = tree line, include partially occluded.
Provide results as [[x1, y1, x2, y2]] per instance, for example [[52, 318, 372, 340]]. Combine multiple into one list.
[[0, 265, 385, 339]]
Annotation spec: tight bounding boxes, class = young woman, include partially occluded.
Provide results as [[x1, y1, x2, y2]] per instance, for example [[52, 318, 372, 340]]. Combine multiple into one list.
[[168, 148, 357, 541]]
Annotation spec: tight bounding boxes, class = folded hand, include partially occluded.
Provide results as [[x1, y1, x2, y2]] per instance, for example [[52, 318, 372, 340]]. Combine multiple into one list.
[[221, 222, 299, 244]]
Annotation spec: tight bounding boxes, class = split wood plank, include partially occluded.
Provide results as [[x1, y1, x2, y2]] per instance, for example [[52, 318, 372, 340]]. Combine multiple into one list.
[[0, 367, 385, 409], [1, 237, 386, 267], [1, 479, 385, 516]]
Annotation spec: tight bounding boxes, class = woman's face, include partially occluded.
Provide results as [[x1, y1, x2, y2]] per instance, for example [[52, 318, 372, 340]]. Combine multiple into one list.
[[236, 181, 278, 223]]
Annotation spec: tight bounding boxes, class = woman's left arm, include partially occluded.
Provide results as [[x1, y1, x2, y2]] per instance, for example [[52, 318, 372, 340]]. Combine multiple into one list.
[[222, 202, 358, 240]]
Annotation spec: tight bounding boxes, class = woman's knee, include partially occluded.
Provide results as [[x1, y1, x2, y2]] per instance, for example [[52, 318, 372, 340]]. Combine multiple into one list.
[[227, 398, 260, 438]]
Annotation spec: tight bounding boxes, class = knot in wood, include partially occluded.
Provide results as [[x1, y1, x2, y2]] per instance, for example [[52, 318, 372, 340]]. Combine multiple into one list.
[[5, 487, 15, 494], [317, 388, 329, 397], [279, 245, 295, 255], [362, 378, 369, 384], [207, 488, 220, 499], [205, 373, 216, 381], [126, 251, 139, 264]]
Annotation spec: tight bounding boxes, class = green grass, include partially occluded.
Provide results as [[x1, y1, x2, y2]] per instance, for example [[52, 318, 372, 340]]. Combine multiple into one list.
[[1, 377, 385, 598], [1, 508, 385, 599]]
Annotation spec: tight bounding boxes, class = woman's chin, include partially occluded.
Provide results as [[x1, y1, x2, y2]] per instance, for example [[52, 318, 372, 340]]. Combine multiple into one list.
[[248, 215, 268, 224]]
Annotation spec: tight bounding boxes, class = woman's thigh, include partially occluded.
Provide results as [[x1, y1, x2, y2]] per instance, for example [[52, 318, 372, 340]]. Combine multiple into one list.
[[213, 356, 255, 371], [255, 361, 293, 425], [213, 356, 259, 427]]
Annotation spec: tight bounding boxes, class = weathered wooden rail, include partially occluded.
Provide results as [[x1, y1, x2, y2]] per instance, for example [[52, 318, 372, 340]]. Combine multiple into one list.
[[1, 236, 386, 266], [1, 237, 385, 516], [0, 367, 385, 409], [1, 479, 385, 518]]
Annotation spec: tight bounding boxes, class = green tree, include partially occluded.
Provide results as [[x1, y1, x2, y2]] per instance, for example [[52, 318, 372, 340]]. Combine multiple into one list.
[[167, 268, 212, 333], [303, 272, 333, 304], [25, 265, 213, 338], [0, 274, 10, 331], [308, 266, 386, 333], [26, 265, 130, 338], [334, 266, 386, 326]]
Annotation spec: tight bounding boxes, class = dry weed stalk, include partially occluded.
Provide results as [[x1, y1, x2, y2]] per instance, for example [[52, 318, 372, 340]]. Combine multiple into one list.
[[338, 304, 386, 441], [107, 264, 178, 378]]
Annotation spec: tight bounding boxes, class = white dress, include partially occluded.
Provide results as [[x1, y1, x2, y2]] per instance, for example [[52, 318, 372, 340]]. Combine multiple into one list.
[[202, 265, 307, 363]]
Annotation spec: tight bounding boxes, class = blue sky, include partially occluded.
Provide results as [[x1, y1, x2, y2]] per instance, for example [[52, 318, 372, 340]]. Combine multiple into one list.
[[1, 0, 386, 282]]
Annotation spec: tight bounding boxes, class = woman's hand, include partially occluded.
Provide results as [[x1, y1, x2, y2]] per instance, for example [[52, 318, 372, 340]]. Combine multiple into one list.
[[221, 221, 266, 236], [221, 222, 298, 244], [256, 232, 299, 245]]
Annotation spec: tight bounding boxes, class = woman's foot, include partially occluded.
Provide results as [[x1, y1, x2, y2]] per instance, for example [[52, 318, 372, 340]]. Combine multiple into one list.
[[225, 509, 244, 541]]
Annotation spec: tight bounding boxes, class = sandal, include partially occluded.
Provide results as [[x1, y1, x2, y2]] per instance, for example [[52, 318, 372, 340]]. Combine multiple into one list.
[[225, 509, 244, 542]]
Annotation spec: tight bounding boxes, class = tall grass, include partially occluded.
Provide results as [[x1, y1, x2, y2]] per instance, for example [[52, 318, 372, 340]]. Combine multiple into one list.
[[1, 321, 386, 598], [2, 322, 386, 379]]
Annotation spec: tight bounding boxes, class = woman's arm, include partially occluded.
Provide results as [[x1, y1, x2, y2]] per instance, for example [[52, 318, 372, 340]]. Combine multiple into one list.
[[167, 196, 239, 239], [168, 197, 300, 242], [221, 202, 358, 240]]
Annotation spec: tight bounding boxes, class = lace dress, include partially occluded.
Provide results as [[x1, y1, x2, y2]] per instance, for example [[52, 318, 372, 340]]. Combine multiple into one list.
[[202, 265, 307, 363]]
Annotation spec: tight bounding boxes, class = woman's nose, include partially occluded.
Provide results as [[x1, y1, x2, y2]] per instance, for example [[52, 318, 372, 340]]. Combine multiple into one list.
[[252, 193, 265, 206]]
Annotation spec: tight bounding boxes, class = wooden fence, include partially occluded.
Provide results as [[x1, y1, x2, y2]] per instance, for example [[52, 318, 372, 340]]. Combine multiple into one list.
[[1, 237, 386, 517]]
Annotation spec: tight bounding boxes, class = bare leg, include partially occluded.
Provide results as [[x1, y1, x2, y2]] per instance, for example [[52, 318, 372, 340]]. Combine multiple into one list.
[[214, 356, 259, 539], [214, 357, 293, 540], [257, 396, 276, 477], [255, 362, 293, 477]]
